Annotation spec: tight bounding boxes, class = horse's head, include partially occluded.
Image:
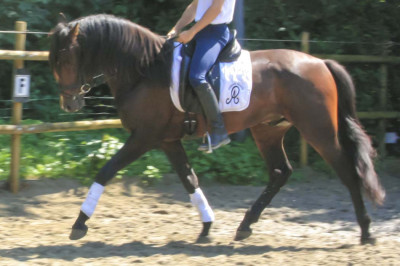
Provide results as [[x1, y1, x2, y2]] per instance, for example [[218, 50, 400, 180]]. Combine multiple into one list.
[[49, 14, 171, 113], [49, 21, 90, 113]]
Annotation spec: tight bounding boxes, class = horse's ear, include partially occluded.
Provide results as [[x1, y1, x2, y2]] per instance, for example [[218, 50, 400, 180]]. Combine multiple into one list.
[[58, 12, 68, 24], [69, 23, 80, 43]]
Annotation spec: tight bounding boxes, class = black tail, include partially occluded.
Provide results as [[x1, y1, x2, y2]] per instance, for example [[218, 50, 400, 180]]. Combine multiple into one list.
[[324, 60, 385, 205]]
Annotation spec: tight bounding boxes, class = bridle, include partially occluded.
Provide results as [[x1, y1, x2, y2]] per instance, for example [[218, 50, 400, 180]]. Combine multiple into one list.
[[59, 73, 105, 99], [56, 44, 106, 99], [58, 37, 178, 99]]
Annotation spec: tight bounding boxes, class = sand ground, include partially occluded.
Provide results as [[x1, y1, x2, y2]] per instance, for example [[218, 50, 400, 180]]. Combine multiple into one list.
[[0, 170, 399, 265]]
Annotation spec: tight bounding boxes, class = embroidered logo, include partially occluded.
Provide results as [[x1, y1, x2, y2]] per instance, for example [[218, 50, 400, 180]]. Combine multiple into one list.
[[226, 84, 241, 105]]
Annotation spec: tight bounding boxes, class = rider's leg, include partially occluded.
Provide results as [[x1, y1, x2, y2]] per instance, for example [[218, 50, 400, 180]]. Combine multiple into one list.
[[189, 24, 231, 151], [192, 83, 231, 151]]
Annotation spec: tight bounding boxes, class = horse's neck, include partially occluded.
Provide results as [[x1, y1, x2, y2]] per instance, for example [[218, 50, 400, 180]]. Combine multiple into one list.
[[90, 25, 170, 98], [107, 74, 147, 98]]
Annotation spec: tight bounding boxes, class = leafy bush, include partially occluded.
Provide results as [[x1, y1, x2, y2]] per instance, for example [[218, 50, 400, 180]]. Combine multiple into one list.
[[0, 118, 331, 186], [0, 122, 265, 185], [0, 1, 399, 186], [0, 122, 171, 185], [184, 138, 268, 185]]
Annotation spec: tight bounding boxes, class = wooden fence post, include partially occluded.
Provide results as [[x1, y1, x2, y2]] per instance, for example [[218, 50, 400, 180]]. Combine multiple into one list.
[[378, 61, 388, 157], [8, 21, 27, 193], [300, 32, 310, 167]]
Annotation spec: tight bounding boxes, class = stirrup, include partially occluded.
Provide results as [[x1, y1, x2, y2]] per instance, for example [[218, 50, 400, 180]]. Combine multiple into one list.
[[199, 132, 213, 154]]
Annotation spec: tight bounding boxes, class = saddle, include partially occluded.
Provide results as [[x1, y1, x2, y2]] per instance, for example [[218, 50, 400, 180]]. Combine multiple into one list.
[[179, 30, 242, 115]]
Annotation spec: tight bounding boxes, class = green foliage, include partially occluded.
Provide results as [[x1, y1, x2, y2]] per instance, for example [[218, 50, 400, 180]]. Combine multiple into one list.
[[0, 123, 171, 185], [0, 1, 399, 185], [0, 125, 269, 185], [244, 0, 400, 118], [0, 118, 390, 186], [1, 0, 399, 117], [0, 123, 265, 185], [184, 138, 267, 185]]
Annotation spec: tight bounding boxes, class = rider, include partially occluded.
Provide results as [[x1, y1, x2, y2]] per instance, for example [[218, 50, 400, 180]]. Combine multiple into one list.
[[168, 0, 236, 151]]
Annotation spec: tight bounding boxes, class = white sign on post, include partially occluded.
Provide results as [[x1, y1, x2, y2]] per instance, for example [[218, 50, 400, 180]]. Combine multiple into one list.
[[13, 69, 30, 102]]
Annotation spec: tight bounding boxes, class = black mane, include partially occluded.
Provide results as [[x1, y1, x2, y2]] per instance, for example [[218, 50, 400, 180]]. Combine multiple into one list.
[[50, 14, 172, 87]]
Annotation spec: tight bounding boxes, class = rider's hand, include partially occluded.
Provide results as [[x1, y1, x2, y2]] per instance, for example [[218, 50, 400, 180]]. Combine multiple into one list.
[[176, 29, 196, 44], [167, 27, 179, 40]]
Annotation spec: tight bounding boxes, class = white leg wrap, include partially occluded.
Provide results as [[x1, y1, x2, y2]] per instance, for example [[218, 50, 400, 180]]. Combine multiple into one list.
[[81, 182, 105, 217], [190, 188, 215, 223]]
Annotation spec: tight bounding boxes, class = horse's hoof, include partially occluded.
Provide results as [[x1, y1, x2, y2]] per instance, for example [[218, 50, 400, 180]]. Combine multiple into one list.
[[361, 236, 376, 245], [196, 235, 213, 244], [69, 224, 88, 240], [199, 222, 212, 237], [235, 228, 252, 241]]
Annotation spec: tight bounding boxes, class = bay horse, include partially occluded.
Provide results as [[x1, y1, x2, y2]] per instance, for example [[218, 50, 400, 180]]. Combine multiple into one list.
[[49, 14, 385, 244]]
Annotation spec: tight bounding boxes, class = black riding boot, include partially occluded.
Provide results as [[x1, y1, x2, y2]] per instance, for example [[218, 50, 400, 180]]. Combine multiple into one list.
[[194, 83, 231, 151]]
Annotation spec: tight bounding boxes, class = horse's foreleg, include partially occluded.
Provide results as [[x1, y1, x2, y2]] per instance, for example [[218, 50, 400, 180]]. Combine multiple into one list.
[[236, 124, 292, 240], [70, 134, 151, 240], [161, 140, 214, 241]]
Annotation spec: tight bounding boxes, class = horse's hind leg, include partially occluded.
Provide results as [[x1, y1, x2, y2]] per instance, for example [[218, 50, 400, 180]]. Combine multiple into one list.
[[294, 114, 376, 244], [302, 136, 375, 244], [161, 140, 214, 241], [236, 123, 292, 240]]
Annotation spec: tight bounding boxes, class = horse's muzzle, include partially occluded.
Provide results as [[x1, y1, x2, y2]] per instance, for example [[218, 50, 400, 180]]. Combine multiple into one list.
[[60, 94, 85, 113]]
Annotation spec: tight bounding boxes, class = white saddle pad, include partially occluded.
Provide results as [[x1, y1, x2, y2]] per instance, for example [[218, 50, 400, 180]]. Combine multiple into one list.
[[170, 42, 253, 113]]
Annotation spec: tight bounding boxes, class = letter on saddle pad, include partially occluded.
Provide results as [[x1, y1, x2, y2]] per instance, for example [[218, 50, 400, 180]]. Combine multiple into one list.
[[169, 31, 252, 115]]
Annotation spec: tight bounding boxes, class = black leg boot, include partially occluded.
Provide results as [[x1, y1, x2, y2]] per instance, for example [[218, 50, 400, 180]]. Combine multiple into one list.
[[193, 83, 231, 151]]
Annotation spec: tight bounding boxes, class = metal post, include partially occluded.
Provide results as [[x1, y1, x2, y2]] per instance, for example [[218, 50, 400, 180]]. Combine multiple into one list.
[[8, 21, 27, 193], [299, 32, 309, 167]]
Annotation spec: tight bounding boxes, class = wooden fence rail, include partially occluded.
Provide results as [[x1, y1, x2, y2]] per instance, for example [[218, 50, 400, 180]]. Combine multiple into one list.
[[3, 51, 400, 64], [1, 24, 399, 192], [313, 54, 400, 64], [0, 119, 122, 134], [0, 50, 48, 61], [358, 112, 400, 119]]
